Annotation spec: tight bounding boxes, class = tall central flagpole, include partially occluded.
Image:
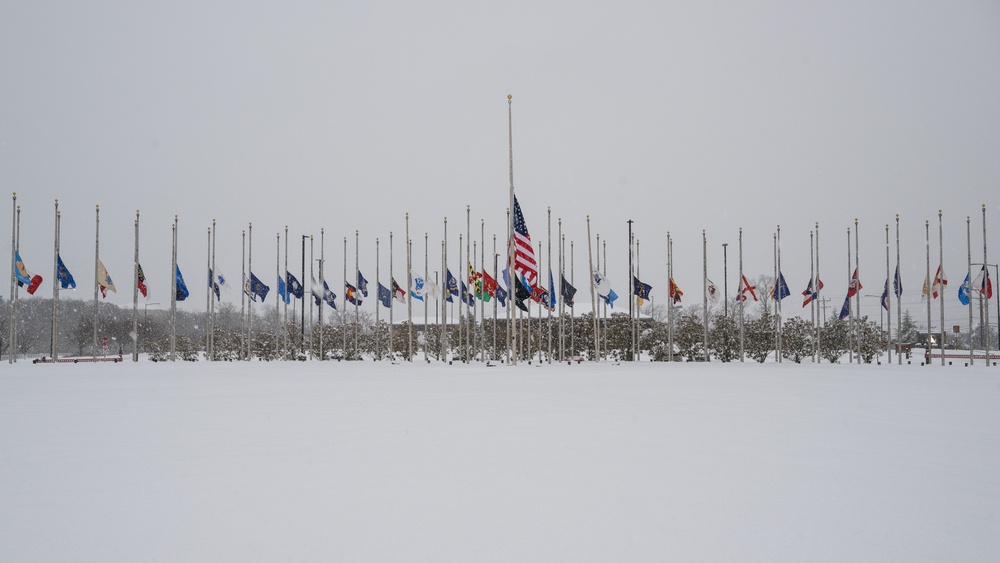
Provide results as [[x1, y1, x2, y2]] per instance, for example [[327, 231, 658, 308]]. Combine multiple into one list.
[[925, 220, 932, 363], [815, 222, 822, 361], [424, 231, 429, 362], [442, 219, 447, 361], [893, 213, 903, 366], [938, 210, 945, 365], [301, 235, 307, 354], [406, 213, 413, 361], [587, 215, 597, 361], [320, 228, 325, 360], [208, 226, 213, 357], [7, 193, 15, 363], [275, 232, 281, 356], [968, 216, 974, 365], [343, 236, 348, 358], [241, 229, 246, 359], [375, 237, 381, 358], [284, 225, 289, 357], [132, 210, 139, 362], [248, 222, 254, 359], [854, 218, 860, 364], [847, 226, 853, 364], [507, 94, 517, 366], [558, 218, 564, 362], [94, 205, 100, 361], [547, 207, 552, 363], [886, 223, 892, 364], [703, 230, 709, 362], [776, 226, 783, 363], [355, 230, 360, 355], [809, 230, 815, 362], [628, 223, 635, 361], [210, 219, 216, 360], [170, 215, 178, 361], [667, 232, 673, 362], [739, 227, 745, 362], [983, 204, 992, 364], [52, 200, 60, 360], [388, 234, 397, 356]]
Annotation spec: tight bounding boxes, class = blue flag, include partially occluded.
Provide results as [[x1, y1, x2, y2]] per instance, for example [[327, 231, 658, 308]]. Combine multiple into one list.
[[358, 271, 369, 297], [633, 276, 652, 300], [412, 276, 425, 301], [772, 271, 790, 301], [286, 271, 304, 299], [881, 277, 890, 311], [446, 269, 458, 302], [495, 285, 508, 307], [893, 264, 902, 297], [250, 272, 269, 302], [548, 270, 557, 310], [57, 255, 76, 290], [277, 274, 289, 304], [322, 280, 337, 309], [175, 265, 190, 302], [378, 282, 392, 308], [461, 281, 475, 308], [601, 288, 619, 308], [208, 268, 220, 301], [839, 294, 850, 320], [958, 273, 971, 306]]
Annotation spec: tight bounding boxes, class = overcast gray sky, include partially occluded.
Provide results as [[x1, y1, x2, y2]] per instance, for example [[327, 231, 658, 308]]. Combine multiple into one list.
[[3, 0, 999, 327]]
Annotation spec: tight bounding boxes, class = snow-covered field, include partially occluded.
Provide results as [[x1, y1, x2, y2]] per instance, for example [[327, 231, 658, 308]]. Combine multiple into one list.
[[2, 359, 998, 562]]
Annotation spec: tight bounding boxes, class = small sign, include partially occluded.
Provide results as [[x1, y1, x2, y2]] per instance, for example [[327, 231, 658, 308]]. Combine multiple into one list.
[[953, 325, 961, 334]]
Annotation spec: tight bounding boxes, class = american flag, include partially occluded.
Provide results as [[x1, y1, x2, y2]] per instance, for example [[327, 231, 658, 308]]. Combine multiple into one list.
[[510, 195, 538, 284]]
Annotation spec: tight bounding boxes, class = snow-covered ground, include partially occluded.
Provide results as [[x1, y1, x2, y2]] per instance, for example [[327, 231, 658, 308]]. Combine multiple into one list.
[[2, 359, 998, 562]]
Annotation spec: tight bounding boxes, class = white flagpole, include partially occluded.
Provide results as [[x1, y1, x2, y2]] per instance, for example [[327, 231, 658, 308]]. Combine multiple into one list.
[[938, 210, 945, 365], [547, 207, 552, 364], [284, 225, 289, 357], [210, 219, 216, 360], [809, 229, 815, 362], [982, 204, 991, 364], [854, 218, 860, 364], [815, 222, 822, 361], [93, 205, 100, 361], [886, 223, 892, 365], [925, 220, 931, 363], [774, 225, 784, 364], [459, 232, 464, 361], [320, 229, 325, 360], [343, 236, 347, 357], [481, 218, 486, 362], [739, 227, 745, 362], [406, 213, 412, 361], [424, 231, 429, 362], [241, 229, 246, 359], [703, 230, 709, 362], [207, 226, 213, 357], [968, 216, 974, 365], [587, 215, 597, 361], [376, 236, 380, 358], [466, 205, 471, 364], [596, 232, 601, 360], [558, 218, 563, 362], [52, 199, 60, 361], [248, 222, 254, 359], [7, 193, 15, 363], [892, 213, 903, 366], [131, 210, 139, 362], [570, 239, 575, 358], [667, 232, 673, 362], [276, 231, 281, 357], [170, 215, 178, 361], [847, 226, 853, 364], [355, 230, 359, 355], [441, 237, 447, 361], [507, 94, 516, 367]]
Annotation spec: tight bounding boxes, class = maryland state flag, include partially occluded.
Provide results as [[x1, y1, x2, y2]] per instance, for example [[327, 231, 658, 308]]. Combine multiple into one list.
[[14, 251, 43, 295]]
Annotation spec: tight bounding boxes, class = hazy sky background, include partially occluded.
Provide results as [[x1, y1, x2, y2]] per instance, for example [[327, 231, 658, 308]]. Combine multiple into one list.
[[3, 0, 999, 328]]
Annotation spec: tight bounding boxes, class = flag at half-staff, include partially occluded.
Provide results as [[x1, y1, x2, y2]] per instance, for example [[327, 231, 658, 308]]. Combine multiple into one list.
[[560, 275, 577, 307], [137, 263, 148, 298], [286, 271, 304, 300], [802, 277, 823, 307], [321, 280, 337, 309], [96, 259, 116, 298], [357, 270, 369, 297], [446, 269, 459, 302], [391, 278, 406, 303], [593, 269, 618, 308], [847, 268, 863, 298], [839, 294, 851, 320], [972, 266, 992, 298], [57, 255, 76, 290], [735, 274, 757, 302], [509, 195, 538, 285], [410, 271, 426, 301], [772, 271, 790, 301], [14, 251, 44, 295], [633, 276, 652, 305], [175, 265, 190, 301], [513, 273, 531, 312], [481, 270, 499, 302], [461, 281, 475, 308], [377, 282, 392, 308], [345, 282, 362, 305], [248, 272, 269, 302], [669, 278, 683, 304], [930, 265, 947, 299]]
